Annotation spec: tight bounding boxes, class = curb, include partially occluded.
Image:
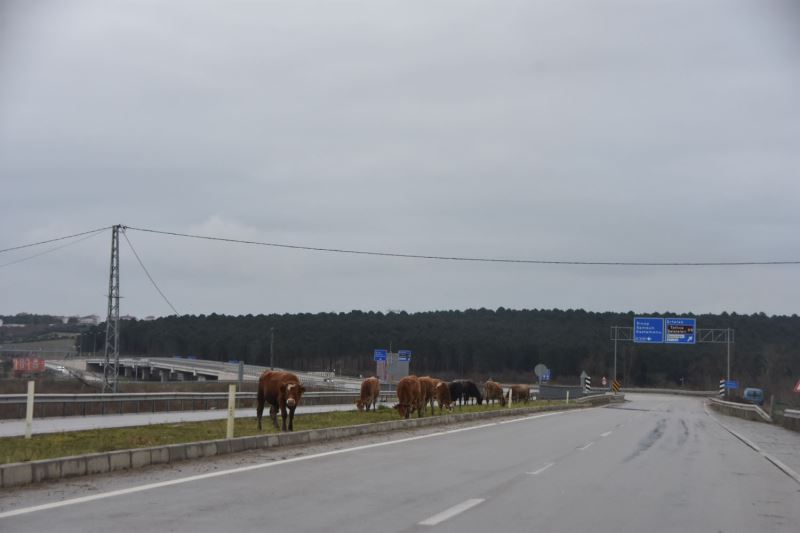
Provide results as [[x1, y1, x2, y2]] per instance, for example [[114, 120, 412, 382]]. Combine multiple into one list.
[[1, 396, 615, 489]]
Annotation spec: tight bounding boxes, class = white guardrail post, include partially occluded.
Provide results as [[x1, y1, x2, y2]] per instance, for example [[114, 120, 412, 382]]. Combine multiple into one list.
[[226, 384, 236, 439], [25, 380, 34, 439]]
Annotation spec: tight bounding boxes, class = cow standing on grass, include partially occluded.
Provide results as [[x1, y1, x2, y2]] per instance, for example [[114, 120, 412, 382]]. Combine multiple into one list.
[[484, 380, 506, 406], [510, 384, 531, 403], [434, 380, 453, 413], [393, 375, 422, 419], [356, 376, 380, 412], [257, 371, 306, 432], [418, 376, 438, 416]]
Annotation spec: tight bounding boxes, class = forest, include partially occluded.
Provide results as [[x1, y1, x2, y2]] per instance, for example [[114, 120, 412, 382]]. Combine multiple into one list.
[[75, 308, 799, 392]]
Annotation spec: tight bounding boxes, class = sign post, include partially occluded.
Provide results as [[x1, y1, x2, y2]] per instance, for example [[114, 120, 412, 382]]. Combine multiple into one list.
[[226, 384, 236, 439], [25, 380, 34, 439]]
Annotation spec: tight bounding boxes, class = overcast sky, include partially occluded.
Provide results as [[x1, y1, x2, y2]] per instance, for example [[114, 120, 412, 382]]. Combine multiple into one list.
[[1, 0, 799, 318]]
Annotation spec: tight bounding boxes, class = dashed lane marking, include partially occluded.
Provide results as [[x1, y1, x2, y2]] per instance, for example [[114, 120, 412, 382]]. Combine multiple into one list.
[[526, 462, 555, 476], [419, 498, 485, 526]]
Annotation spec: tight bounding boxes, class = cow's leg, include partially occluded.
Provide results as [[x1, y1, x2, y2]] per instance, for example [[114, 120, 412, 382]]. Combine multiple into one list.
[[280, 403, 288, 431], [270, 404, 279, 429], [256, 397, 265, 431], [288, 405, 296, 431]]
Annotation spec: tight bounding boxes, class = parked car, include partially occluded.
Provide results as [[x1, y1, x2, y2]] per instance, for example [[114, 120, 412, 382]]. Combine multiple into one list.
[[743, 388, 764, 406]]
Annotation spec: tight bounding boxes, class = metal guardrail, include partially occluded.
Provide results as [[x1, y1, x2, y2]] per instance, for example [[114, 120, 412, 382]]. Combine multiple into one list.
[[623, 387, 718, 396], [0, 391, 394, 419], [784, 409, 800, 420], [708, 397, 773, 422]]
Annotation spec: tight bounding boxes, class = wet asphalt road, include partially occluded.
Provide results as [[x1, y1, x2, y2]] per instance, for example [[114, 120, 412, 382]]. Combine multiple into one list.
[[2, 394, 799, 533]]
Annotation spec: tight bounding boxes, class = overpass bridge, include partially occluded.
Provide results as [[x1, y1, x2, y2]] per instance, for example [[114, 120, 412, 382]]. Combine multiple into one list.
[[78, 356, 362, 390]]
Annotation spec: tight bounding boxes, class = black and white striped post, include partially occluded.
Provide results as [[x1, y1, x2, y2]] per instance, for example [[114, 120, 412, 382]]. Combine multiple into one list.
[[718, 379, 726, 398], [583, 376, 591, 393]]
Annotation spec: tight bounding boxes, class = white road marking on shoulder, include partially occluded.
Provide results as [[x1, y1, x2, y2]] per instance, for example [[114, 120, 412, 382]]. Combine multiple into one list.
[[0, 420, 512, 519], [418, 498, 485, 526], [526, 462, 555, 475], [497, 411, 563, 424], [600, 431, 612, 437], [578, 441, 594, 450]]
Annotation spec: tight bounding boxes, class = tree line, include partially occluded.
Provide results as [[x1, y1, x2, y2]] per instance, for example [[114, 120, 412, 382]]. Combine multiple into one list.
[[76, 308, 800, 392]]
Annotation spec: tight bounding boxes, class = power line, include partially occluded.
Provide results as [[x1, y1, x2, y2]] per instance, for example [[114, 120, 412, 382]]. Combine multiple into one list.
[[124, 225, 800, 267], [0, 226, 111, 254], [0, 230, 106, 268], [121, 229, 180, 316]]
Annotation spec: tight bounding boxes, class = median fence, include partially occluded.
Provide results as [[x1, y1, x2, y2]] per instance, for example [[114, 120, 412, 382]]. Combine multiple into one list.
[[0, 391, 394, 420], [0, 393, 623, 488]]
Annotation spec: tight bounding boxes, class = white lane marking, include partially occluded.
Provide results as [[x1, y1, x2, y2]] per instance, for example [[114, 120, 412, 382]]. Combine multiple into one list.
[[526, 462, 555, 476], [497, 411, 563, 425], [418, 498, 485, 526], [0, 412, 574, 519], [578, 441, 594, 450], [600, 431, 612, 437]]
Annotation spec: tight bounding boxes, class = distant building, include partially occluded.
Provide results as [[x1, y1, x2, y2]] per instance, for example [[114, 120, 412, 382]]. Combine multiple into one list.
[[143, 315, 156, 321], [120, 314, 137, 321], [78, 315, 100, 326]]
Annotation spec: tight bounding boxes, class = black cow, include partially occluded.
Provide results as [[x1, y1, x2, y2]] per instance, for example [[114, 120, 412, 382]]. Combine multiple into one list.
[[448, 380, 483, 407]]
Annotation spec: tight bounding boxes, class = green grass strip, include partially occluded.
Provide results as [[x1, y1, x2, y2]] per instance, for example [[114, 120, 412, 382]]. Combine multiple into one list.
[[1, 401, 567, 465]]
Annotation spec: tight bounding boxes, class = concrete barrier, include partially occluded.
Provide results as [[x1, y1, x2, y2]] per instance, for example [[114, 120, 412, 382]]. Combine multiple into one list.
[[0, 397, 616, 489]]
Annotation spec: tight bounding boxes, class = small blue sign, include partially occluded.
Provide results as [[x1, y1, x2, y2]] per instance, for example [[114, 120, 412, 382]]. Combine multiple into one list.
[[634, 317, 665, 343], [373, 349, 387, 362], [665, 318, 696, 344], [726, 380, 739, 390], [541, 370, 551, 382], [398, 350, 412, 362]]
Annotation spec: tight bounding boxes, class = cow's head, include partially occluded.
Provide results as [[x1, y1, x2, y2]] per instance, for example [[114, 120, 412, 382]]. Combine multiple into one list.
[[283, 383, 306, 408], [356, 399, 366, 412], [393, 403, 410, 418]]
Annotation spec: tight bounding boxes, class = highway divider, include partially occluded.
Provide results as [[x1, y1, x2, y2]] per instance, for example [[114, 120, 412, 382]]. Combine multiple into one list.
[[0, 393, 623, 488]]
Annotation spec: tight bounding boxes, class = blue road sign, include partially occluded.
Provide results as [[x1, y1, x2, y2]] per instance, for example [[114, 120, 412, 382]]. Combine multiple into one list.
[[542, 370, 551, 382], [373, 349, 387, 362], [398, 350, 412, 362], [665, 318, 696, 344], [726, 380, 739, 390], [633, 317, 665, 343]]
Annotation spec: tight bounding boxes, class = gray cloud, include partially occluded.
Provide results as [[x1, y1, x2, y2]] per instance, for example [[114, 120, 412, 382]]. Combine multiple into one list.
[[1, 0, 799, 317]]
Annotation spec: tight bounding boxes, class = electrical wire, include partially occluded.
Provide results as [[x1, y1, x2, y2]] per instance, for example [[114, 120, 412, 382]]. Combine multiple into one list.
[[0, 230, 106, 268], [124, 225, 800, 267], [121, 229, 180, 316], [0, 226, 111, 254]]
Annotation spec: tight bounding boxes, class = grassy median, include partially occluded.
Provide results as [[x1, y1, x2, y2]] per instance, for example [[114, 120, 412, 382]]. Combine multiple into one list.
[[1, 401, 567, 464]]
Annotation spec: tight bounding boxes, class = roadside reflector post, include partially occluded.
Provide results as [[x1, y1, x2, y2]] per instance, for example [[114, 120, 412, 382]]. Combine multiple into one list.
[[25, 380, 35, 439], [226, 384, 236, 439], [507, 388, 512, 408], [566, 390, 570, 405]]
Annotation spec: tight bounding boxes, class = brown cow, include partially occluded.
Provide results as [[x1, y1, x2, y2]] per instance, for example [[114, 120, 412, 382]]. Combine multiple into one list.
[[356, 376, 380, 412], [434, 380, 453, 413], [257, 371, 306, 432], [418, 376, 437, 416], [393, 375, 421, 419], [510, 384, 531, 403], [484, 380, 507, 406]]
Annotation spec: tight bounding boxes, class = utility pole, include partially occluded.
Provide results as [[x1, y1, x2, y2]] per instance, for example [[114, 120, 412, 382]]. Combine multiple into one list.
[[103, 225, 121, 393], [269, 326, 275, 370]]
